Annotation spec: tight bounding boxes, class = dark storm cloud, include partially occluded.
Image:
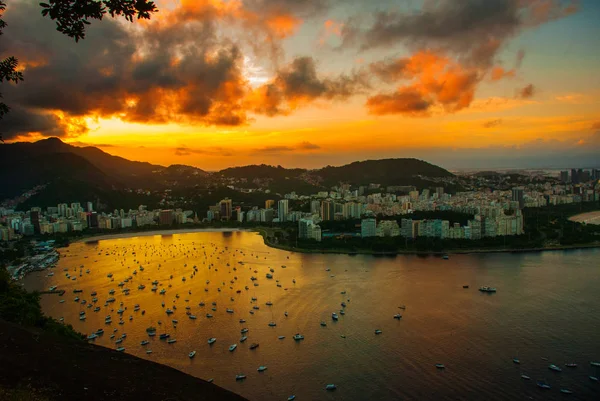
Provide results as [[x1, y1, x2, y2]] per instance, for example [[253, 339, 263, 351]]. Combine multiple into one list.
[[342, 0, 578, 66], [249, 57, 368, 116]]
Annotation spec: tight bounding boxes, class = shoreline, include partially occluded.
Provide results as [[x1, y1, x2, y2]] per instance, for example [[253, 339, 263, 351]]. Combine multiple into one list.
[[55, 226, 599, 256], [569, 211, 600, 225], [75, 227, 250, 243], [256, 235, 600, 256]]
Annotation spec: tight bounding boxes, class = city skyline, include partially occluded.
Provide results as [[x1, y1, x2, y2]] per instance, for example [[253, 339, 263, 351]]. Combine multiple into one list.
[[0, 0, 599, 169]]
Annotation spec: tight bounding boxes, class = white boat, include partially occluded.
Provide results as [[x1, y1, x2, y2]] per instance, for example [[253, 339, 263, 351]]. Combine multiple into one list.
[[325, 384, 337, 391], [257, 366, 267, 372], [189, 351, 196, 358], [288, 396, 296, 401], [278, 336, 285, 340], [268, 321, 277, 327], [293, 333, 304, 341], [241, 328, 249, 334], [393, 314, 402, 319], [549, 364, 562, 372], [520, 375, 531, 380], [140, 340, 149, 345], [591, 362, 600, 367], [116, 347, 126, 352], [375, 329, 382, 334], [320, 321, 327, 327], [87, 333, 98, 340], [167, 339, 177, 344], [189, 315, 197, 319], [208, 338, 217, 345], [435, 364, 445, 369], [49, 286, 57, 291], [226, 309, 234, 313], [332, 312, 338, 321], [146, 350, 152, 354], [478, 286, 497, 293], [235, 374, 246, 380], [229, 344, 237, 352], [240, 336, 248, 342]]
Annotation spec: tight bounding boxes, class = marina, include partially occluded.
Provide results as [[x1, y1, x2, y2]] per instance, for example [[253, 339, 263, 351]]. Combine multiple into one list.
[[23, 231, 600, 401]]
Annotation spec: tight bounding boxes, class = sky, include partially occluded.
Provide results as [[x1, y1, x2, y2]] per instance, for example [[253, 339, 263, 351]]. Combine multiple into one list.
[[1, 0, 600, 170]]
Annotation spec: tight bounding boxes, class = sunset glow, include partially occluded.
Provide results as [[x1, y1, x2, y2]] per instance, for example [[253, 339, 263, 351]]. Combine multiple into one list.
[[2, 0, 599, 169]]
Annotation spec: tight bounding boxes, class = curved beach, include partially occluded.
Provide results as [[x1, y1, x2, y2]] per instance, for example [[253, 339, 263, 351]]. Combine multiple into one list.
[[76, 228, 250, 243], [569, 211, 600, 225]]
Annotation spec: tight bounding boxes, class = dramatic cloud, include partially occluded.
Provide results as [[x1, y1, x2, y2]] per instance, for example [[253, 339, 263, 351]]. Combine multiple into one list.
[[344, 0, 577, 65], [0, 0, 359, 140], [517, 84, 536, 99], [483, 119, 503, 128], [350, 0, 576, 116], [367, 51, 480, 115], [247, 57, 367, 116]]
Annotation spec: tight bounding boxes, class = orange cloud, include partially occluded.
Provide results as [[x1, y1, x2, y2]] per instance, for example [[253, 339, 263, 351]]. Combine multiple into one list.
[[265, 14, 302, 39], [368, 51, 480, 116], [490, 66, 516, 81]]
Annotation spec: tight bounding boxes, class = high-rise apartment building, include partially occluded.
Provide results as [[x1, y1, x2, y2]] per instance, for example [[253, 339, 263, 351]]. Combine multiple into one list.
[[219, 198, 232, 220], [361, 218, 377, 238], [321, 200, 335, 221], [512, 187, 525, 209], [277, 199, 289, 223], [265, 200, 275, 209]]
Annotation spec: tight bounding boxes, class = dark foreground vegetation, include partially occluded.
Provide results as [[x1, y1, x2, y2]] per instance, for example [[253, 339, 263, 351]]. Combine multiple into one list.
[[0, 264, 246, 401]]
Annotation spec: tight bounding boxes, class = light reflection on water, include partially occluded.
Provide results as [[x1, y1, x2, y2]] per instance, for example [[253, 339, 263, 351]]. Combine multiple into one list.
[[24, 232, 600, 401]]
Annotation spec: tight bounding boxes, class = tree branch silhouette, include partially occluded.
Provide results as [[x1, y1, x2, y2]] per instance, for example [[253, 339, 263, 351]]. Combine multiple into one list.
[[0, 0, 158, 143]]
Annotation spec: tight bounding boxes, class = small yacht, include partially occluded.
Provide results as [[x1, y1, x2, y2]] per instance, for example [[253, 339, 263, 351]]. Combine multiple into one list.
[[268, 321, 277, 327], [590, 376, 599, 381], [167, 339, 177, 344], [235, 374, 246, 380], [87, 333, 98, 340], [375, 329, 382, 334], [293, 333, 304, 341], [206, 313, 213, 318], [560, 389, 573, 394], [146, 350, 153, 354], [549, 364, 562, 372], [478, 286, 497, 293], [226, 309, 234, 313], [513, 358, 520, 364], [189, 315, 197, 319], [239, 319, 246, 323], [241, 328, 249, 334], [520, 375, 531, 380], [266, 273, 273, 279], [229, 344, 237, 352], [565, 363, 577, 368], [257, 366, 267, 372], [249, 343, 259, 349], [278, 336, 285, 340], [287, 396, 296, 401], [140, 340, 149, 346], [208, 338, 217, 345], [435, 364, 445, 369], [325, 384, 337, 391], [189, 351, 196, 358], [266, 301, 273, 306], [116, 347, 126, 352], [284, 311, 288, 317], [159, 333, 170, 340], [240, 336, 248, 342], [49, 286, 57, 291], [536, 381, 551, 389], [393, 314, 402, 320], [320, 321, 327, 327], [591, 362, 600, 367]]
